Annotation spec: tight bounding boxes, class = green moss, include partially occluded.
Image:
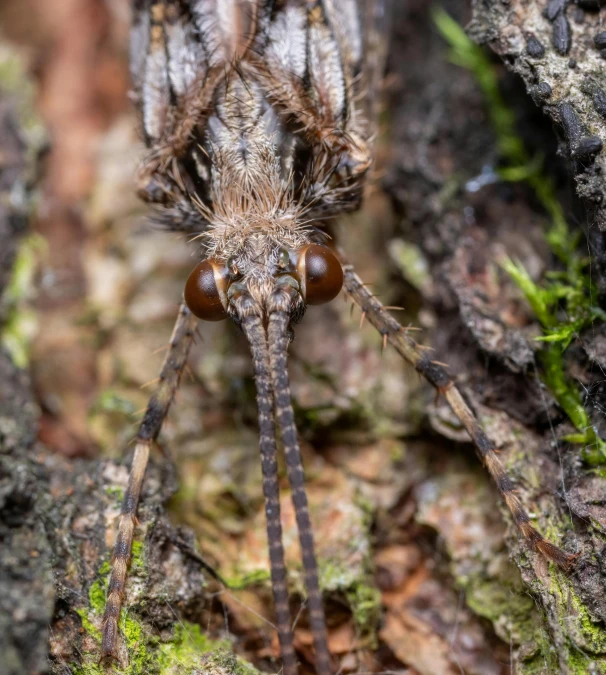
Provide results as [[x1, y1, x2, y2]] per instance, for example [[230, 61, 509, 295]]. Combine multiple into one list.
[[199, 649, 264, 675], [549, 574, 606, 655], [435, 9, 606, 463], [456, 563, 559, 670], [319, 558, 381, 645], [465, 578, 537, 642], [99, 559, 112, 577], [314, 489, 381, 642], [76, 607, 102, 643], [503, 258, 606, 463], [105, 485, 125, 502], [566, 650, 606, 675], [0, 44, 45, 148], [131, 540, 145, 573], [157, 623, 229, 673], [460, 563, 606, 672], [72, 658, 105, 675], [75, 549, 257, 675], [1, 235, 46, 368], [74, 541, 156, 674], [225, 568, 271, 590], [3, 235, 45, 304], [346, 583, 382, 642], [88, 578, 106, 615], [518, 627, 559, 675], [1, 307, 37, 369], [577, 605, 606, 655], [0, 48, 47, 366], [73, 620, 237, 675], [503, 566, 606, 672]]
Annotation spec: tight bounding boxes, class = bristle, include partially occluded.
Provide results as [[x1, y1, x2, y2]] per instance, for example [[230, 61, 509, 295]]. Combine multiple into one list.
[[268, 309, 333, 675], [342, 260, 576, 572], [241, 312, 298, 675]]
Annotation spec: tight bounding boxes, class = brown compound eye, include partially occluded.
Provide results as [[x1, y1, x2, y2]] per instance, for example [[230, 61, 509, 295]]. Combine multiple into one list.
[[184, 259, 228, 321], [296, 244, 343, 305]]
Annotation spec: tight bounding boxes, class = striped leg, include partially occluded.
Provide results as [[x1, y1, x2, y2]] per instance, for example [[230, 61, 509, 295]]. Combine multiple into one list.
[[268, 307, 333, 675], [341, 261, 575, 570], [101, 303, 198, 660], [241, 312, 299, 675]]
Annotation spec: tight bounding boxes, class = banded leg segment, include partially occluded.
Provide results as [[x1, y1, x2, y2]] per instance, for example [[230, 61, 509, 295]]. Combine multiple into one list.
[[341, 261, 575, 570], [101, 303, 198, 659], [268, 307, 333, 675], [241, 313, 298, 675]]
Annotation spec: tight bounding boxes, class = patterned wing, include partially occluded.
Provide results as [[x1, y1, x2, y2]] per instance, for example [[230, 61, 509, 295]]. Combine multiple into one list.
[[250, 0, 391, 141], [131, 0, 258, 144]]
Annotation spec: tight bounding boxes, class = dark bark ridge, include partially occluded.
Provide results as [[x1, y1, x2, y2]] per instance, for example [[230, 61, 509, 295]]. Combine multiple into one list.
[[469, 0, 606, 241], [0, 97, 53, 675]]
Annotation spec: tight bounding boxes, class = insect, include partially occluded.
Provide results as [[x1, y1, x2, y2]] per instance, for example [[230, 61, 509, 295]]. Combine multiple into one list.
[[101, 1, 576, 673]]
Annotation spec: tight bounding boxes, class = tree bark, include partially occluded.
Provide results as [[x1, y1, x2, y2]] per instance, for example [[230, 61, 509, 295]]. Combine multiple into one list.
[[383, 1, 606, 673], [2, 2, 606, 674], [469, 0, 606, 282]]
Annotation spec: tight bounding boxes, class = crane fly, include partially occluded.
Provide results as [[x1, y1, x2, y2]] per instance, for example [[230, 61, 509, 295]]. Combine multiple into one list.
[[101, 1, 576, 673]]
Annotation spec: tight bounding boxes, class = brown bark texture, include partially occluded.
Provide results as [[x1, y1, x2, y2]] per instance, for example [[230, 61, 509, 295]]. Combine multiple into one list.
[[1, 1, 606, 675]]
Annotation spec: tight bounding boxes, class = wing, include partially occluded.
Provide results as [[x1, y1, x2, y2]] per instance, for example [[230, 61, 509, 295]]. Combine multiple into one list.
[[244, 0, 392, 216], [131, 0, 391, 142], [249, 0, 392, 142], [131, 0, 259, 144]]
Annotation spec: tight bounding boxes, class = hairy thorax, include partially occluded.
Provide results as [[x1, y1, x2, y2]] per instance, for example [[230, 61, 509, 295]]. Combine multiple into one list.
[[201, 76, 312, 284]]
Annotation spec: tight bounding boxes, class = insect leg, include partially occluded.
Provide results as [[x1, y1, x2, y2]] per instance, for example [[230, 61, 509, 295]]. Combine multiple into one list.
[[241, 313, 298, 675], [101, 302, 198, 660], [268, 308, 333, 675], [341, 259, 575, 570]]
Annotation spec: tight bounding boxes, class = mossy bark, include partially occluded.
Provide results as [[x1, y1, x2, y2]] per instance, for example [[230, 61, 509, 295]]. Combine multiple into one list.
[[0, 78, 52, 675], [384, 2, 606, 673]]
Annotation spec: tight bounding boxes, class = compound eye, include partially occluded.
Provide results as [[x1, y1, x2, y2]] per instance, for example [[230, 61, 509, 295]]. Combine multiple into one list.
[[297, 244, 343, 305], [184, 259, 228, 321]]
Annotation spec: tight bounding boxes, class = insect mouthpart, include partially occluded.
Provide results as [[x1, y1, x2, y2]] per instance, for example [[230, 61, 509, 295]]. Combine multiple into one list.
[[183, 244, 344, 322], [181, 244, 342, 670]]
